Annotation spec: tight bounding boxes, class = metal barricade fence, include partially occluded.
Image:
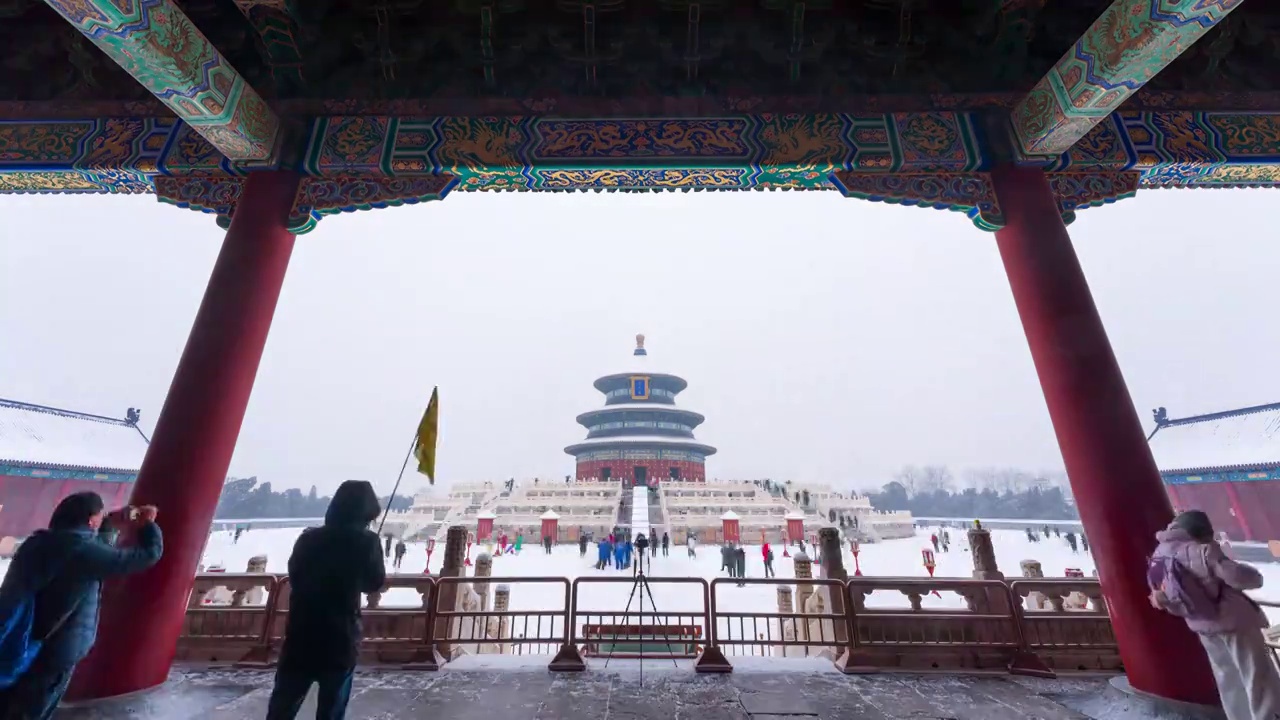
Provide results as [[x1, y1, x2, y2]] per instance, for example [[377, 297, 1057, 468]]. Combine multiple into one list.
[[432, 576, 572, 661], [708, 577, 850, 660], [570, 575, 711, 660]]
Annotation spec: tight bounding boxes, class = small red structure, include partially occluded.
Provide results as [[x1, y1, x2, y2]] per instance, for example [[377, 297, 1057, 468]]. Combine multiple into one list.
[[540, 509, 560, 543], [476, 511, 495, 542], [423, 537, 436, 574], [465, 532, 474, 567], [785, 512, 804, 546], [720, 511, 740, 544], [850, 539, 862, 576], [781, 532, 790, 558]]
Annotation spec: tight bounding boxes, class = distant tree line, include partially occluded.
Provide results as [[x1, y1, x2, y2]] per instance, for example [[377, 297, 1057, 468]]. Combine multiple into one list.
[[864, 465, 1078, 521], [214, 476, 412, 519]]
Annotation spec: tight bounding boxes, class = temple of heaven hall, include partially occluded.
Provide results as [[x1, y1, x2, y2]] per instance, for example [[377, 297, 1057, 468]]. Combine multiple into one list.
[[566, 335, 716, 486]]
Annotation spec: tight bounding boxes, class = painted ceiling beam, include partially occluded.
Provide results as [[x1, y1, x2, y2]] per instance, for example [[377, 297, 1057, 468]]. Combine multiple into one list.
[[42, 0, 281, 164], [1011, 0, 1243, 157]]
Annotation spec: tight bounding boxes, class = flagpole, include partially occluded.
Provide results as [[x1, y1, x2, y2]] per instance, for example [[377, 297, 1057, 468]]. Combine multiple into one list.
[[377, 430, 419, 535]]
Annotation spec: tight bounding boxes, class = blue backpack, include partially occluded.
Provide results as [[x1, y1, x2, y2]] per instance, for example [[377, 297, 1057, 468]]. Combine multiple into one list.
[[0, 551, 80, 688], [0, 591, 47, 688]]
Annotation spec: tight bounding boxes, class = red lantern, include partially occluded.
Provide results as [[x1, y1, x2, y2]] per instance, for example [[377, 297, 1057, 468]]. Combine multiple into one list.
[[850, 539, 862, 576], [424, 537, 436, 574]]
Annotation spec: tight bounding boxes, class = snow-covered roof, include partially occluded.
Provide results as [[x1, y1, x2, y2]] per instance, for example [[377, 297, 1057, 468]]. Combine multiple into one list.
[[0, 399, 149, 473], [576, 404, 706, 427], [1148, 402, 1280, 473], [564, 435, 717, 453], [721, 510, 740, 521], [540, 509, 560, 520], [477, 510, 496, 519]]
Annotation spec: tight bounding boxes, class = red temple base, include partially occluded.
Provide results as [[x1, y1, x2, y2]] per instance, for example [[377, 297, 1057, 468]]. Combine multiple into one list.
[[575, 458, 706, 482]]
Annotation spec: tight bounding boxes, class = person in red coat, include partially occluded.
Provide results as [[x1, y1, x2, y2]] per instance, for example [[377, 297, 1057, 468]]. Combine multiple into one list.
[[762, 542, 774, 578]]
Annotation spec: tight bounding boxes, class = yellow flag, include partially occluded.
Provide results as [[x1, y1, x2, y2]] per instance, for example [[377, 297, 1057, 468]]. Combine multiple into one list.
[[414, 387, 439, 483]]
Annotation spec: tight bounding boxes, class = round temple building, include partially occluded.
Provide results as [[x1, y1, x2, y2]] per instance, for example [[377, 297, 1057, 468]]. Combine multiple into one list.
[[566, 335, 716, 485]]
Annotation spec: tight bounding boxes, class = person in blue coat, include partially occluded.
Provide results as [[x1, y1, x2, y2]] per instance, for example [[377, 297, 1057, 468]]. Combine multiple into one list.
[[595, 539, 610, 570], [0, 492, 163, 720], [623, 539, 633, 569]]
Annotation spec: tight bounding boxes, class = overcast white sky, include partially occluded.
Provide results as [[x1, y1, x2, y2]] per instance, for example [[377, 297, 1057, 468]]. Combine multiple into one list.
[[1, 188, 1274, 495]]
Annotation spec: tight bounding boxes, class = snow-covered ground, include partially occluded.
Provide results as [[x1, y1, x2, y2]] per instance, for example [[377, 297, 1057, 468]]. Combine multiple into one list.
[[196, 525, 1280, 627]]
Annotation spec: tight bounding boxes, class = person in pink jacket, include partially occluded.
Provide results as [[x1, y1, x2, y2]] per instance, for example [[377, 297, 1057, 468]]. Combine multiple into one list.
[[1151, 510, 1280, 720]]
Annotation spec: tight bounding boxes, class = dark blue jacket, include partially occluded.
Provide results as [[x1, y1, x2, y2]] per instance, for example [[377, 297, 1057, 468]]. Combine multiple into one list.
[[0, 522, 163, 668]]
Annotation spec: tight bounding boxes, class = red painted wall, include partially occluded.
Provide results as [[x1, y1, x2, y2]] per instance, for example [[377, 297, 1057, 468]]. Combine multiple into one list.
[[0, 475, 134, 538], [1231, 480, 1280, 542], [1170, 482, 1240, 540], [575, 458, 706, 482]]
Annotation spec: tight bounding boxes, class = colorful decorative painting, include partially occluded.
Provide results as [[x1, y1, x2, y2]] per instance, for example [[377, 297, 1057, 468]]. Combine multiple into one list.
[[1, 110, 1279, 232], [1012, 0, 1245, 157], [41, 0, 281, 164]]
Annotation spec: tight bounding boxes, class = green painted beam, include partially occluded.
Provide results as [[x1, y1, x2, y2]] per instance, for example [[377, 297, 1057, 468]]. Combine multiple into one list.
[[42, 0, 281, 164], [1011, 0, 1243, 157]]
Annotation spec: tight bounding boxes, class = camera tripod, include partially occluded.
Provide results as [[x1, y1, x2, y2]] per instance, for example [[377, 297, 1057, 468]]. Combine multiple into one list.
[[603, 547, 679, 682]]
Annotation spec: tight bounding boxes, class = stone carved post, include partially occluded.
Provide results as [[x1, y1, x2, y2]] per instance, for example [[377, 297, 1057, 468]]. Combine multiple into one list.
[[966, 524, 1007, 614], [433, 525, 468, 658], [816, 527, 848, 655], [474, 553, 493, 612], [793, 551, 813, 645], [1020, 559, 1048, 610], [244, 554, 268, 605], [775, 586, 797, 657], [493, 584, 511, 655]]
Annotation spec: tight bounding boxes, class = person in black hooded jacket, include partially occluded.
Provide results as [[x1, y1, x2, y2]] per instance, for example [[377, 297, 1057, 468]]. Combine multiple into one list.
[[266, 480, 386, 720]]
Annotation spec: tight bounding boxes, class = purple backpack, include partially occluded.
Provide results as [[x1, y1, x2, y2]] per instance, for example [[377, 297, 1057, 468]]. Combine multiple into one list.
[[1147, 554, 1221, 619]]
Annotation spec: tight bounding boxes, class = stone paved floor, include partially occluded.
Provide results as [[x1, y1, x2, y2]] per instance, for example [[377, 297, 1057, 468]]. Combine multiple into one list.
[[54, 659, 1166, 720]]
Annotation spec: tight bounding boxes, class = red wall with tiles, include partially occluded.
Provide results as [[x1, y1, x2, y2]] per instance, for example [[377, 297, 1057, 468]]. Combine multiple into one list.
[[575, 459, 706, 482]]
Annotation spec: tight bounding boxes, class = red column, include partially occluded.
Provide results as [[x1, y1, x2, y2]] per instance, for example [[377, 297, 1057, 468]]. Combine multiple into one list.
[[67, 170, 301, 701], [1221, 481, 1254, 542], [990, 165, 1218, 706], [1165, 483, 1182, 512]]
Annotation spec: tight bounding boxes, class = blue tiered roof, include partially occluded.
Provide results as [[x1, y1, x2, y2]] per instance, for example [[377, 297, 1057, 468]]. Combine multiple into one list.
[[565, 336, 716, 459]]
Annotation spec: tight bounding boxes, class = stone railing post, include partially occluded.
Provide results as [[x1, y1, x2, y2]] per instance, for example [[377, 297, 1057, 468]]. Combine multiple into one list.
[[434, 525, 468, 658], [817, 526, 848, 654], [494, 584, 511, 654], [776, 586, 796, 657], [793, 551, 814, 644], [967, 523, 1007, 614], [1020, 559, 1047, 610], [474, 553, 493, 612]]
